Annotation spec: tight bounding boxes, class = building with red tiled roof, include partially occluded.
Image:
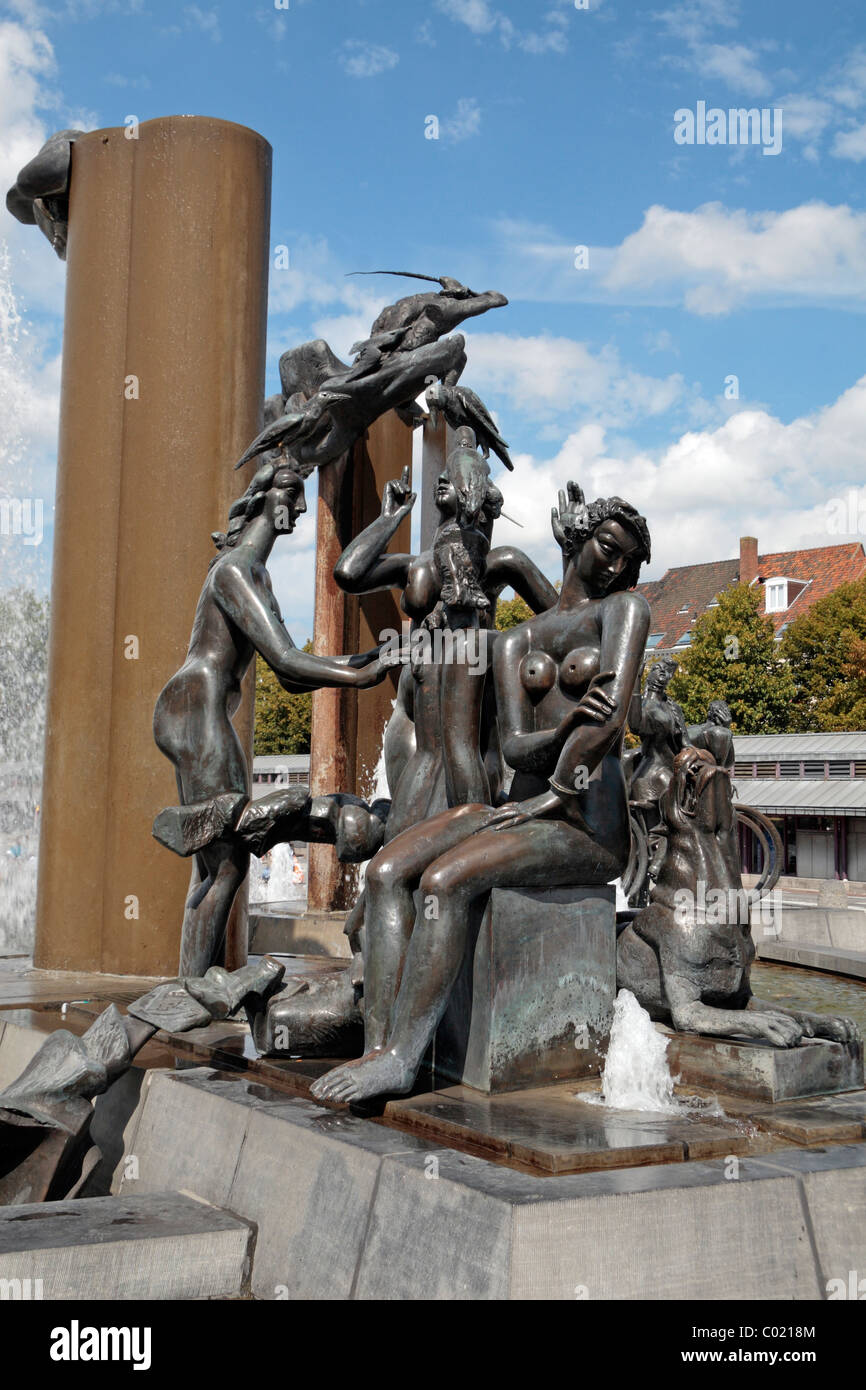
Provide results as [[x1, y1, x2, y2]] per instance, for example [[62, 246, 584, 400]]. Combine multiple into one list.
[[637, 536, 866, 655]]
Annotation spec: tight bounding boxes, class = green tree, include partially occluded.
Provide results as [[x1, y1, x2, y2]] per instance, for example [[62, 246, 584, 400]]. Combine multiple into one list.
[[665, 583, 796, 733], [253, 644, 313, 755], [495, 594, 533, 630], [780, 578, 866, 731]]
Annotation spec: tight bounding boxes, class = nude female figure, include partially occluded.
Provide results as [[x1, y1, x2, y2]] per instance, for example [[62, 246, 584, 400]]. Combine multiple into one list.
[[334, 431, 559, 837], [311, 487, 651, 1103], [249, 434, 558, 1055], [625, 656, 690, 899], [153, 460, 393, 977], [627, 657, 689, 810]]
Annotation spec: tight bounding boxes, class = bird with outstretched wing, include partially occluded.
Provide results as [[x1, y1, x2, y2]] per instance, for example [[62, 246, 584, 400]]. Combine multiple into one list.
[[425, 380, 513, 471]]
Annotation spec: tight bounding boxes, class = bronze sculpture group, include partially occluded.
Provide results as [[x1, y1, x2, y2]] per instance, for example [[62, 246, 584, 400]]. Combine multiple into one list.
[[145, 262, 861, 1105], [0, 229, 859, 1198]]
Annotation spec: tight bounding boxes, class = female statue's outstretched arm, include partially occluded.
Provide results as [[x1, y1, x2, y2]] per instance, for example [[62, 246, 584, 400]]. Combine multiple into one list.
[[211, 564, 388, 692], [333, 466, 416, 595], [484, 545, 559, 613]]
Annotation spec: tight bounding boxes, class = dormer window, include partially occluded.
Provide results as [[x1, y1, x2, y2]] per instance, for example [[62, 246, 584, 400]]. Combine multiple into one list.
[[764, 578, 788, 612]]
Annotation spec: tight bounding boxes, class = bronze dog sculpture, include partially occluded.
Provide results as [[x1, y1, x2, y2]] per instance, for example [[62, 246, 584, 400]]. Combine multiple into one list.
[[616, 747, 859, 1048]]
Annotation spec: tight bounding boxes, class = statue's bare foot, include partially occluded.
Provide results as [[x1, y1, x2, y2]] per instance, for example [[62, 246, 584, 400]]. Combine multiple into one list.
[[310, 1050, 415, 1103]]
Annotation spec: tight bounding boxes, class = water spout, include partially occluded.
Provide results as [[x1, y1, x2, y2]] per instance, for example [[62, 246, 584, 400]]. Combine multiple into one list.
[[586, 989, 723, 1116]]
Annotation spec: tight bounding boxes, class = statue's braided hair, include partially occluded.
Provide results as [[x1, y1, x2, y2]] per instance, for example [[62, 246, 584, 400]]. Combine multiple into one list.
[[558, 487, 651, 592], [210, 458, 302, 567]]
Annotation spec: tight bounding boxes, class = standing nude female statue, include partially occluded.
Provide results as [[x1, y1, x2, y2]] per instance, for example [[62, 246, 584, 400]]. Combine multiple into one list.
[[248, 431, 558, 1056], [311, 486, 651, 1103], [334, 429, 559, 834], [153, 460, 394, 977]]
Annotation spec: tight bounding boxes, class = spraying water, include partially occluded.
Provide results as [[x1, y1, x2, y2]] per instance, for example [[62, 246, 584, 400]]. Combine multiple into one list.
[[586, 989, 724, 1116], [355, 717, 391, 897], [0, 247, 47, 956], [248, 840, 306, 905]]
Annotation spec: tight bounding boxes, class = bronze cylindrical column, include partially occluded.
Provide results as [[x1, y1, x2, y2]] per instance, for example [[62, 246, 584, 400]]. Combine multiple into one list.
[[34, 116, 271, 976]]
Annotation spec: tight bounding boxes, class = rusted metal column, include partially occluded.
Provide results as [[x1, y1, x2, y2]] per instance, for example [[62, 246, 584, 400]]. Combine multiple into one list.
[[307, 412, 412, 911], [34, 116, 271, 976], [307, 452, 360, 913], [354, 412, 414, 798], [419, 414, 450, 553]]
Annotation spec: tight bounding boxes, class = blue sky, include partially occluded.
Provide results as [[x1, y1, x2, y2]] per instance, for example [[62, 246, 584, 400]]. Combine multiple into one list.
[[2, 0, 866, 637]]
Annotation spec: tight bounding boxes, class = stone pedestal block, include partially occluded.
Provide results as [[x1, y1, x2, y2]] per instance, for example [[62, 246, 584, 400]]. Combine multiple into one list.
[[108, 1068, 866, 1300], [664, 1029, 864, 1103], [0, 1191, 254, 1300], [431, 885, 616, 1093]]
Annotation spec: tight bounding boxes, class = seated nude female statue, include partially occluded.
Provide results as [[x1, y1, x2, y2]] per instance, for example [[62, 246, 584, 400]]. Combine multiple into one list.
[[153, 459, 395, 977], [311, 485, 651, 1103]]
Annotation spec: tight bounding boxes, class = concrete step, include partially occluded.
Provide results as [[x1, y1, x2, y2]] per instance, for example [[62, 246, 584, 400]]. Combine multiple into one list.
[[0, 1191, 254, 1299], [756, 937, 866, 980], [115, 1066, 866, 1300]]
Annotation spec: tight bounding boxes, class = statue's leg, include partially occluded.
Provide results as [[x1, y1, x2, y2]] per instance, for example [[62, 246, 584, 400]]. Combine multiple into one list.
[[313, 817, 609, 1103], [179, 839, 249, 976], [615, 921, 665, 1015], [362, 803, 490, 1050], [440, 641, 489, 807], [663, 966, 804, 1047]]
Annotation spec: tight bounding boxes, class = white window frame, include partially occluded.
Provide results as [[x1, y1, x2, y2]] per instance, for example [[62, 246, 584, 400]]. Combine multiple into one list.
[[764, 577, 788, 612]]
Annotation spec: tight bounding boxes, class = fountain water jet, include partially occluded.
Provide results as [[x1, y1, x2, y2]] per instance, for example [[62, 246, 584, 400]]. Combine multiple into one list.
[[0, 248, 48, 956], [586, 989, 724, 1116]]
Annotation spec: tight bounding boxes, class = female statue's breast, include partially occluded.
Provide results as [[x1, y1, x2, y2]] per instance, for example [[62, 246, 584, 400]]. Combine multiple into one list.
[[559, 646, 600, 693], [401, 559, 439, 620], [519, 650, 556, 694], [518, 645, 601, 697]]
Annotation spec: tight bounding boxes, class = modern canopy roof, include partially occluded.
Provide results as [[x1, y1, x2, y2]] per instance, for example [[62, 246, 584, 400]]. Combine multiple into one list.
[[733, 777, 866, 816], [733, 732, 866, 759]]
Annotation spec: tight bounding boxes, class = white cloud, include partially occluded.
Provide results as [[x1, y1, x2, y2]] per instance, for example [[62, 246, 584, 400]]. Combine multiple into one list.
[[774, 93, 833, 159], [184, 5, 220, 42], [440, 96, 481, 142], [266, 526, 318, 645], [484, 202, 866, 315], [0, 17, 80, 596], [650, 5, 866, 163], [266, 237, 398, 361], [434, 0, 570, 56], [435, 0, 498, 34], [827, 48, 866, 111], [654, 1, 774, 99], [339, 41, 399, 79], [695, 42, 770, 97], [493, 376, 866, 585], [654, 0, 739, 47], [463, 330, 691, 429], [831, 123, 866, 162], [602, 201, 866, 314], [103, 72, 151, 89]]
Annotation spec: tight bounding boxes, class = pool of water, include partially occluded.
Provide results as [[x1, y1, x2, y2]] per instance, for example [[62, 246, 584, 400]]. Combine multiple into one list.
[[752, 961, 866, 1036]]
